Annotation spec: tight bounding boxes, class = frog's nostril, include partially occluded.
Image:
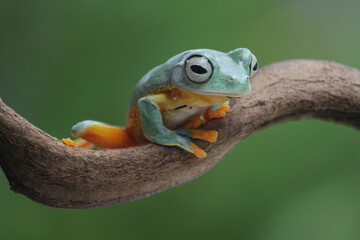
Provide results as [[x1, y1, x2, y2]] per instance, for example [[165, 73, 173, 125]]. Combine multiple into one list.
[[229, 77, 234, 82]]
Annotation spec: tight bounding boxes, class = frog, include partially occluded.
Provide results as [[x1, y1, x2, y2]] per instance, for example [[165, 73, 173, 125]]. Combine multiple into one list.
[[62, 48, 258, 158]]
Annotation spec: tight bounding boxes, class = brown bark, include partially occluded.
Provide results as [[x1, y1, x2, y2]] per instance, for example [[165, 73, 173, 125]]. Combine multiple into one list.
[[0, 60, 359, 209]]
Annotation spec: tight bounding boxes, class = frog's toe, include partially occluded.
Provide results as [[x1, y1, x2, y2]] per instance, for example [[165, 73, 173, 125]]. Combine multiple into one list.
[[62, 138, 94, 148], [186, 142, 207, 158], [206, 102, 231, 119], [176, 129, 218, 143], [207, 109, 227, 119], [218, 105, 230, 113], [188, 129, 218, 143], [62, 138, 76, 147]]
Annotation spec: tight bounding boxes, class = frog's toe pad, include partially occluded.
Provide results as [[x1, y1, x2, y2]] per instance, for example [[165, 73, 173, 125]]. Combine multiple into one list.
[[187, 142, 207, 158]]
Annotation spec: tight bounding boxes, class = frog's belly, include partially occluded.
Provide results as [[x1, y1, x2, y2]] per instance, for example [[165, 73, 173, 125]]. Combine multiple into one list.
[[162, 106, 208, 130]]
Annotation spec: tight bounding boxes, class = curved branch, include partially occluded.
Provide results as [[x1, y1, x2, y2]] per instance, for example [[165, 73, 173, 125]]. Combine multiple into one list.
[[0, 60, 359, 209]]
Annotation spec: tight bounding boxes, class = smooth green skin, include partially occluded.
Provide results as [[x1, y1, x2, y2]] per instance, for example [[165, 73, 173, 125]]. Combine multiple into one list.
[[132, 48, 256, 152]]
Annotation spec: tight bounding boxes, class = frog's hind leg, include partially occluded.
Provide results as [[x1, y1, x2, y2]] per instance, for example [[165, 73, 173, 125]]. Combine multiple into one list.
[[62, 120, 138, 149], [181, 115, 206, 129]]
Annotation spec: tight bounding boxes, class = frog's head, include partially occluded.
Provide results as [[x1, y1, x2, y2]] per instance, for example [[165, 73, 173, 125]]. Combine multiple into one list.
[[170, 48, 257, 97]]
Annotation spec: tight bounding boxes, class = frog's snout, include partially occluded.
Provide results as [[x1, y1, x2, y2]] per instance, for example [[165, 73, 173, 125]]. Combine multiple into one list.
[[228, 76, 249, 82]]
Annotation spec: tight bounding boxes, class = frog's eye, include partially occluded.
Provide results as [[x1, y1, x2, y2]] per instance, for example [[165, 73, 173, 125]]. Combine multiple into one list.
[[185, 55, 214, 84], [249, 54, 258, 77]]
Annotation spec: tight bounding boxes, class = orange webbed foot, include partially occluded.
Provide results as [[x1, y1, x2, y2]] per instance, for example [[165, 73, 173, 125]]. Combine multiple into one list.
[[62, 138, 94, 148], [62, 138, 76, 147]]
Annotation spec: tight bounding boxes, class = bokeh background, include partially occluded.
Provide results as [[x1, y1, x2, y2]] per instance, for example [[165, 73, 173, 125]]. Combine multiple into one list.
[[1, 0, 360, 239]]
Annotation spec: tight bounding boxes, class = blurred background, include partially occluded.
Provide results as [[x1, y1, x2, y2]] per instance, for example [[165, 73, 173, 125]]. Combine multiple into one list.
[[1, 0, 360, 239]]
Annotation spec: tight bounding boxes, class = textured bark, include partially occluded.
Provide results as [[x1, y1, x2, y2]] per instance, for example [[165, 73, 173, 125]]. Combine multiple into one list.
[[0, 60, 359, 209]]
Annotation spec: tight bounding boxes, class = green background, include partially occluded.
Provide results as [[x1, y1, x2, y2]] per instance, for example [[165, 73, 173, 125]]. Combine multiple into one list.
[[1, 0, 360, 239]]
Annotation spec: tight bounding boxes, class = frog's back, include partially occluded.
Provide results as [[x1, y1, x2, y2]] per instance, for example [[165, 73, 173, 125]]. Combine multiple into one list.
[[129, 51, 190, 107], [129, 65, 169, 107]]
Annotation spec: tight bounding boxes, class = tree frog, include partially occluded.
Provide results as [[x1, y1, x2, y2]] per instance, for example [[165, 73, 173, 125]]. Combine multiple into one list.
[[62, 48, 258, 158]]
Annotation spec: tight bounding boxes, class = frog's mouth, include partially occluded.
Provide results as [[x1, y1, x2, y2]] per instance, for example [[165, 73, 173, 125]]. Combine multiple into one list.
[[180, 85, 251, 98]]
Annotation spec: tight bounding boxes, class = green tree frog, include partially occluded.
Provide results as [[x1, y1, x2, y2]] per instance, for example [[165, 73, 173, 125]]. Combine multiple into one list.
[[62, 48, 258, 158]]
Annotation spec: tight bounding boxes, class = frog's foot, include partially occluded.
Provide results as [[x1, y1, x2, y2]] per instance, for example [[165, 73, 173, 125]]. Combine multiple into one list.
[[62, 138, 76, 147], [205, 101, 231, 120], [159, 133, 207, 158], [173, 129, 218, 158], [62, 138, 94, 148]]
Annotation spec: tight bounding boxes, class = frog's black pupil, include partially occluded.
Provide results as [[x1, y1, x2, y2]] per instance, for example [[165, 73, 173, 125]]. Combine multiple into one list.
[[253, 62, 258, 71], [190, 65, 207, 74]]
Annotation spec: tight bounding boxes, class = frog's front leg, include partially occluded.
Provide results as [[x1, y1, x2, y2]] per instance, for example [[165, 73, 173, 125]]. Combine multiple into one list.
[[138, 94, 210, 158]]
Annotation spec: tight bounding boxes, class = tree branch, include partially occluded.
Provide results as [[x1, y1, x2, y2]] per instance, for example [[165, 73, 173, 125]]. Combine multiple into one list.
[[0, 60, 359, 209]]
